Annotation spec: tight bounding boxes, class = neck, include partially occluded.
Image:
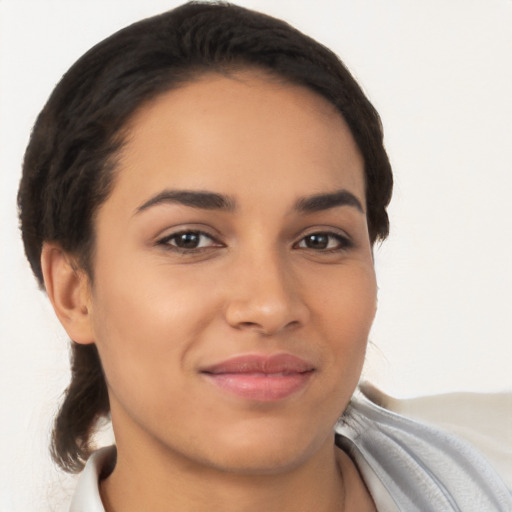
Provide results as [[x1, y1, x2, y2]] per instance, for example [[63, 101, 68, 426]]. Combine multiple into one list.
[[100, 442, 351, 512], [99, 400, 376, 512], [100, 438, 375, 512]]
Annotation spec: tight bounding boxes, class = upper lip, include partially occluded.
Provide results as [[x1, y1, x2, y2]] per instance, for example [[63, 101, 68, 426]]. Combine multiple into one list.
[[200, 353, 315, 375]]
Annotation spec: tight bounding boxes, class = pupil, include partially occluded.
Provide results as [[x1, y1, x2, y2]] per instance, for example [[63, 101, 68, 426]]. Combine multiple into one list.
[[177, 232, 200, 248], [306, 234, 328, 249]]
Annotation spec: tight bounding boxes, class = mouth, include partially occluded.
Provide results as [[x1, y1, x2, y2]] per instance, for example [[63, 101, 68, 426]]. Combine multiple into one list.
[[200, 353, 315, 402]]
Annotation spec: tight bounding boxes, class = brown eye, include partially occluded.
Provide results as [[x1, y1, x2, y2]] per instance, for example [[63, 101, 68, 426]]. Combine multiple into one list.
[[296, 232, 352, 251], [158, 230, 221, 251], [173, 232, 202, 249], [303, 233, 329, 249]]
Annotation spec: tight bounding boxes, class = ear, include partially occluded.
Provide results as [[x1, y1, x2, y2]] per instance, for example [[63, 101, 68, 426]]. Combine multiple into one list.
[[41, 242, 95, 345]]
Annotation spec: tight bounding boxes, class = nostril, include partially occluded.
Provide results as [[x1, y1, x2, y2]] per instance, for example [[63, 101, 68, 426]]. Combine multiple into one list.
[[235, 319, 301, 335], [238, 321, 259, 329], [224, 285, 310, 335]]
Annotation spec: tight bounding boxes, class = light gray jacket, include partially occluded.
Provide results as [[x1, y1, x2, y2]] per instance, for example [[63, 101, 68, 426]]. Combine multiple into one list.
[[69, 396, 512, 511]]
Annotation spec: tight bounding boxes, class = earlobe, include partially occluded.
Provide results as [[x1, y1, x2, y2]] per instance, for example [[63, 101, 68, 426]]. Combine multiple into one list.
[[40, 243, 95, 345]]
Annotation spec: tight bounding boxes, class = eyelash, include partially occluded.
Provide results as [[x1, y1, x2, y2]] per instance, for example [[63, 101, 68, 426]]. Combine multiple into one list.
[[157, 230, 223, 253], [293, 232, 353, 252], [156, 230, 353, 254]]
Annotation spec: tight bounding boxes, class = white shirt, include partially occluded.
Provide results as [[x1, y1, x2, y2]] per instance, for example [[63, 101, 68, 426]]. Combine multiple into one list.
[[69, 396, 512, 512]]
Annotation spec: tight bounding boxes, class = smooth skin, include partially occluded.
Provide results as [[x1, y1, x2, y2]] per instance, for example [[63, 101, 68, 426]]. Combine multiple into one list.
[[42, 71, 377, 511]]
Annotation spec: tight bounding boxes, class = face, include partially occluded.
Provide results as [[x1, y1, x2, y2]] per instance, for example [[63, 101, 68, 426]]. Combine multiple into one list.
[[86, 71, 377, 475]]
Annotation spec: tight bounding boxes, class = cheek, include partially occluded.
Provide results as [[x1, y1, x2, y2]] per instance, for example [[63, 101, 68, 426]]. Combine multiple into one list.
[[88, 257, 218, 396], [313, 262, 376, 330], [308, 263, 377, 371]]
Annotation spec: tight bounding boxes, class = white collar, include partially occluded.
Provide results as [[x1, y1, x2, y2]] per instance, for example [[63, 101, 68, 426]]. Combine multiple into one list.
[[68, 397, 512, 511], [69, 446, 113, 512]]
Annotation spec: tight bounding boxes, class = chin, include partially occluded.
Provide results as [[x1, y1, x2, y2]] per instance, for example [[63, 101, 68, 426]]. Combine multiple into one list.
[[198, 419, 334, 476], [208, 446, 314, 476]]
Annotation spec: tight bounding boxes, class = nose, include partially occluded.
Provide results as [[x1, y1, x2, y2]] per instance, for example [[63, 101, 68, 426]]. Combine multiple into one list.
[[224, 251, 310, 336]]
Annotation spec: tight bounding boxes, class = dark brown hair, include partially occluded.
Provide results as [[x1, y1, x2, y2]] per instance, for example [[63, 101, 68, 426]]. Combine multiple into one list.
[[18, 1, 393, 472]]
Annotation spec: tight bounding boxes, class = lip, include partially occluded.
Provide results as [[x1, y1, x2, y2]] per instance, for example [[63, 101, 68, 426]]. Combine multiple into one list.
[[200, 353, 315, 402]]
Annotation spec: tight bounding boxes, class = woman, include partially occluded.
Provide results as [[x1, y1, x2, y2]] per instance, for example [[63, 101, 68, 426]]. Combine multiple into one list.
[[17, 2, 511, 511]]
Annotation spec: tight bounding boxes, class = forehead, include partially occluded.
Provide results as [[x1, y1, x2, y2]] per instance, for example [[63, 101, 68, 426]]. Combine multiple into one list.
[[108, 70, 365, 212]]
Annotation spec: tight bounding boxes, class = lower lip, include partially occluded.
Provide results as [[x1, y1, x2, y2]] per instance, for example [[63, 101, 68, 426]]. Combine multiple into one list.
[[203, 372, 313, 401]]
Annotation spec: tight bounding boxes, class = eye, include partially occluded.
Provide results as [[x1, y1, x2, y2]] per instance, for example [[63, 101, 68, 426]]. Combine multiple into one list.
[[295, 232, 352, 251], [157, 230, 221, 251]]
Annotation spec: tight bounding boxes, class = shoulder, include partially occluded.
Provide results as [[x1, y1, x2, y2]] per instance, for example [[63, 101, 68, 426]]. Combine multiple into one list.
[[335, 388, 512, 512]]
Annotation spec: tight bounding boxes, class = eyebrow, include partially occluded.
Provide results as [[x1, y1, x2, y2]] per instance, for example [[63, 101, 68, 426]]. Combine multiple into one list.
[[135, 190, 236, 214], [294, 190, 364, 214], [135, 188, 364, 215]]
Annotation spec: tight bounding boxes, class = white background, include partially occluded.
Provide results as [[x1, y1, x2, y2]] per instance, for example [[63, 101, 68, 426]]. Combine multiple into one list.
[[1, 1, 511, 510]]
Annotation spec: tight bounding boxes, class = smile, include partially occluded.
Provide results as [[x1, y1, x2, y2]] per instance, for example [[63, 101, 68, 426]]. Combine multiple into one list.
[[200, 353, 315, 402]]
